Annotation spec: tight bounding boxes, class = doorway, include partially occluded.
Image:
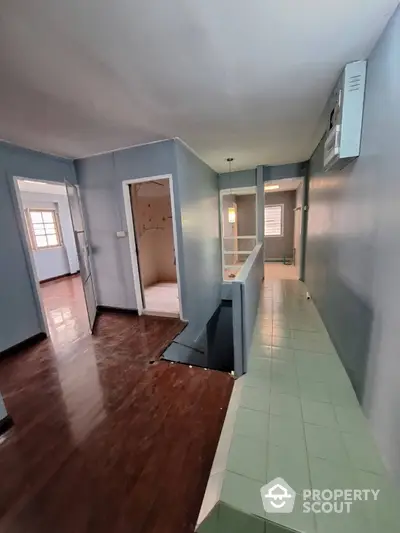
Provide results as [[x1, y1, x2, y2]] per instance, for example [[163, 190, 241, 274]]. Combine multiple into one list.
[[123, 175, 182, 318], [220, 186, 257, 281], [13, 177, 97, 338], [263, 177, 304, 280]]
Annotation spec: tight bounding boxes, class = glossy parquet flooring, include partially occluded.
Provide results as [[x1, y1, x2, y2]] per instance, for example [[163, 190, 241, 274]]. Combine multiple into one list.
[[0, 277, 233, 533]]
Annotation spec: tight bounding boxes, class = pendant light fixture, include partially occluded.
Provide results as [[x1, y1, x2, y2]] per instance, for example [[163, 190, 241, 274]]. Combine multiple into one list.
[[226, 157, 236, 224]]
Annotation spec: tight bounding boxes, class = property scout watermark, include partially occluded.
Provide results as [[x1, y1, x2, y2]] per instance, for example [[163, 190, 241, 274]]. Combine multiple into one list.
[[260, 478, 380, 514]]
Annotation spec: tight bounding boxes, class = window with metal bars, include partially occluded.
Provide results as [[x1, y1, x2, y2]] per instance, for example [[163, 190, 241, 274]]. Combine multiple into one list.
[[26, 209, 62, 249], [264, 204, 284, 237]]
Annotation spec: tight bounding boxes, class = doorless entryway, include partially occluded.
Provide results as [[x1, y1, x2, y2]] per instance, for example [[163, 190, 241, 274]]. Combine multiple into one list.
[[123, 175, 183, 319]]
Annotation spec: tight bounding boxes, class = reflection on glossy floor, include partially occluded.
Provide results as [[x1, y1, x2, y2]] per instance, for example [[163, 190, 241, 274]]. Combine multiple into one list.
[[264, 262, 298, 280], [0, 276, 233, 533], [144, 282, 180, 316], [41, 274, 90, 343]]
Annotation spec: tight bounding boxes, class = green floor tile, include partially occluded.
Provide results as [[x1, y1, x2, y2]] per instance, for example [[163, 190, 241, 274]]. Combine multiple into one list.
[[272, 327, 292, 338], [240, 386, 270, 413], [220, 471, 265, 519], [341, 432, 386, 474], [247, 357, 271, 376], [271, 336, 293, 349], [334, 406, 369, 434], [304, 424, 349, 465], [267, 443, 311, 493], [196, 504, 219, 533], [266, 495, 316, 533], [313, 506, 368, 533], [218, 503, 265, 533], [290, 337, 335, 354], [256, 323, 273, 335], [270, 393, 302, 420], [251, 344, 273, 359], [291, 330, 330, 343], [258, 333, 272, 345], [309, 456, 357, 490], [241, 374, 270, 389], [271, 359, 297, 379], [268, 413, 305, 448], [328, 382, 359, 407], [227, 434, 268, 482], [271, 371, 299, 396], [353, 469, 400, 532], [301, 399, 338, 429], [234, 407, 269, 442], [295, 358, 332, 383], [270, 346, 295, 362], [299, 379, 330, 403]]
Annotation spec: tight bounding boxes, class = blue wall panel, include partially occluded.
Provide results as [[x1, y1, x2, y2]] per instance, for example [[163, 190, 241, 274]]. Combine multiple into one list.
[[174, 141, 222, 341], [305, 8, 400, 481], [0, 142, 76, 352], [75, 141, 176, 310], [76, 139, 222, 342], [218, 169, 256, 190]]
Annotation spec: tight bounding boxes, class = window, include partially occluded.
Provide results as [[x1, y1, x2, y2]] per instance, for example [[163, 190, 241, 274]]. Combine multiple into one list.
[[26, 209, 62, 249], [264, 204, 284, 237]]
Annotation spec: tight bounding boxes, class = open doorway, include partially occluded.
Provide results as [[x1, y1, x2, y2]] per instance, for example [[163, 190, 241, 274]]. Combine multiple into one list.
[[264, 178, 304, 280], [220, 186, 257, 281], [13, 177, 97, 339], [123, 175, 182, 318]]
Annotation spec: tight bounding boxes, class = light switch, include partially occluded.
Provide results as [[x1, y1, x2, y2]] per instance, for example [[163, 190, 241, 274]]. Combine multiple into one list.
[[116, 231, 126, 238]]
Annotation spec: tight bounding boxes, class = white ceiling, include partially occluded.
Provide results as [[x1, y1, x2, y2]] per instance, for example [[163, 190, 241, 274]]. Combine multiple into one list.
[[0, 1, 398, 172]]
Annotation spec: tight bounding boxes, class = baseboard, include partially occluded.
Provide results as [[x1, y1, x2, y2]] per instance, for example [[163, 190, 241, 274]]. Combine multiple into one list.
[[96, 305, 139, 315], [40, 271, 80, 284], [264, 259, 293, 263], [142, 310, 180, 319], [0, 415, 13, 436], [0, 332, 47, 357]]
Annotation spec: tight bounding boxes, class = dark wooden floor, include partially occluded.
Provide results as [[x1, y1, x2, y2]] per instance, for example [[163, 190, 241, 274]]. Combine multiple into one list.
[[0, 277, 233, 533]]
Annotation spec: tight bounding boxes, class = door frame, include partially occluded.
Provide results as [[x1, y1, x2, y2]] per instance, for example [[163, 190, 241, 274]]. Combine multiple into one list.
[[122, 174, 184, 319], [11, 175, 93, 335]]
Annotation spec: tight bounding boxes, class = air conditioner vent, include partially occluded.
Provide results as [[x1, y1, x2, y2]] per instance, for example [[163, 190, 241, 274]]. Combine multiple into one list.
[[323, 60, 366, 170], [348, 74, 362, 92]]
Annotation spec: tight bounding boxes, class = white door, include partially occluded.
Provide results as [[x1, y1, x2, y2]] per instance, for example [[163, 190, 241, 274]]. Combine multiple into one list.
[[65, 180, 97, 331]]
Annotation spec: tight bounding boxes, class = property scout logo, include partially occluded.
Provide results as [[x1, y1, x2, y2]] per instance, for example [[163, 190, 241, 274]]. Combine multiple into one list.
[[261, 477, 380, 514]]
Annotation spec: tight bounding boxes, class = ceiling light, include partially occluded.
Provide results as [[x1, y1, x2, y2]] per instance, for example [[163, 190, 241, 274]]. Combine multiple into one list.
[[264, 184, 280, 191]]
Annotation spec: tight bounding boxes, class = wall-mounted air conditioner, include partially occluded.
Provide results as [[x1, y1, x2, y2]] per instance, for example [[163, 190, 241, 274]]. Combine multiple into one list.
[[324, 60, 367, 171]]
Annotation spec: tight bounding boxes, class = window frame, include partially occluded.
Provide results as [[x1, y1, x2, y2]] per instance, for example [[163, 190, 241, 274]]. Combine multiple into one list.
[[264, 203, 284, 238], [25, 208, 63, 250]]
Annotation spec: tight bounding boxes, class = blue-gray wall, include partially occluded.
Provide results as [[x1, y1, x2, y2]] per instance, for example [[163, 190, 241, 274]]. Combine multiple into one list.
[[0, 393, 7, 421], [264, 162, 305, 181], [174, 141, 222, 341], [232, 244, 264, 376], [75, 140, 176, 310], [218, 169, 256, 190], [75, 139, 222, 341], [306, 7, 400, 481], [0, 142, 76, 352]]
